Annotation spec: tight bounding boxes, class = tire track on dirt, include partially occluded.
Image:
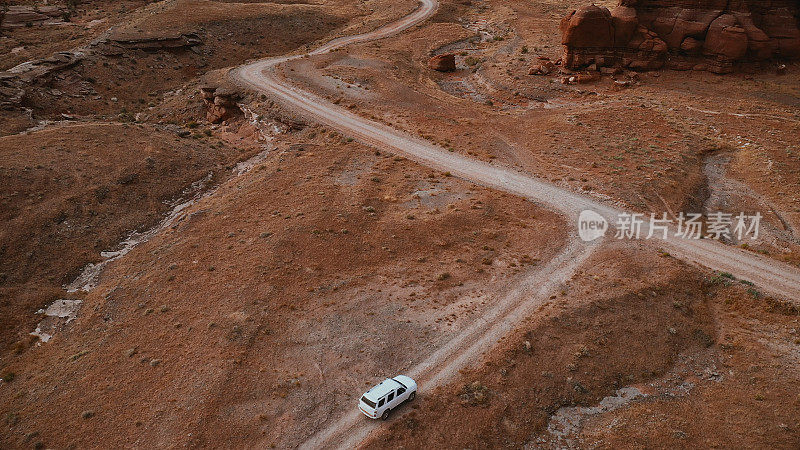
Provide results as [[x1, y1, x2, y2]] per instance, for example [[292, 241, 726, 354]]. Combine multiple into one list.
[[299, 239, 598, 449]]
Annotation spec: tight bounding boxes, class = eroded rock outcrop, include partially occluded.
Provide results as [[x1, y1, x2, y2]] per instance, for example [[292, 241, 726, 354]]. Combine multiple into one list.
[[428, 54, 456, 72], [1, 5, 68, 28], [108, 33, 203, 51], [561, 0, 800, 73], [200, 86, 242, 124]]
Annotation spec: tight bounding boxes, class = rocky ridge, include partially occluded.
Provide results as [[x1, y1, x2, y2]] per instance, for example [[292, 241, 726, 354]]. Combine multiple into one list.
[[560, 0, 800, 73]]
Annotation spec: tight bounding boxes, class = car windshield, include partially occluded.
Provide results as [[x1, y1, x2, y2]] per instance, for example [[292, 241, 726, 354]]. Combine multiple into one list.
[[361, 396, 376, 408]]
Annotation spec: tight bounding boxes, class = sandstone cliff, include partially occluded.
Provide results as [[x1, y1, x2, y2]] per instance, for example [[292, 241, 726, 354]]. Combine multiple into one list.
[[561, 0, 800, 73]]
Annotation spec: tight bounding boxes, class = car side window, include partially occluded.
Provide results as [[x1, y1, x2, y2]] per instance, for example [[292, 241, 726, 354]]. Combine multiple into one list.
[[398, 387, 406, 395], [388, 391, 395, 401], [378, 398, 385, 407]]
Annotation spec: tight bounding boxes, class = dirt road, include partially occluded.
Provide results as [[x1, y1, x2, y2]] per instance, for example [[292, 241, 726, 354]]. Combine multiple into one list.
[[230, 0, 800, 446], [231, 0, 800, 302], [301, 239, 598, 448]]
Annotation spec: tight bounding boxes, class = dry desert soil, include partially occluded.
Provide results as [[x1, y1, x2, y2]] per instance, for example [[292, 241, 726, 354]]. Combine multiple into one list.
[[1, 0, 800, 449]]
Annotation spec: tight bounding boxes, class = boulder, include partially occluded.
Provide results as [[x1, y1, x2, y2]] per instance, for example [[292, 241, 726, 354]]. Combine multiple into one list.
[[428, 54, 456, 72], [732, 10, 774, 59], [576, 72, 601, 84], [199, 86, 216, 100], [199, 86, 242, 124], [529, 60, 556, 75], [611, 6, 638, 45], [662, 8, 724, 49], [758, 7, 800, 57], [561, 5, 614, 48], [680, 37, 703, 54], [704, 14, 748, 61], [600, 66, 623, 75]]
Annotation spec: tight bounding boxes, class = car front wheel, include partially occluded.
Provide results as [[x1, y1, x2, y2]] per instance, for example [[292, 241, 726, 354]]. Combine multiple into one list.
[[381, 409, 391, 420], [408, 391, 416, 401]]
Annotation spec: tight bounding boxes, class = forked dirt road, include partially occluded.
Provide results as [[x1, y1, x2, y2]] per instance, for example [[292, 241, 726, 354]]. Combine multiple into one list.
[[231, 0, 800, 446]]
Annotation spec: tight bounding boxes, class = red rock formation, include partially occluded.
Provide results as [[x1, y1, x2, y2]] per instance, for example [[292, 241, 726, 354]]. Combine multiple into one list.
[[200, 86, 242, 124], [561, 0, 800, 73], [1, 5, 68, 29], [428, 54, 456, 72]]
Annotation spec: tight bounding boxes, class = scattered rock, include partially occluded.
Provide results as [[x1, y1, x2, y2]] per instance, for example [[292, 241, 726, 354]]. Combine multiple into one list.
[[529, 60, 556, 75], [614, 80, 632, 88], [560, 5, 614, 49], [600, 66, 622, 76], [576, 72, 601, 84]]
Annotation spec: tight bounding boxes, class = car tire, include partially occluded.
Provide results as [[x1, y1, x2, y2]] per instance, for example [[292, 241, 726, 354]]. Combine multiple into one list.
[[408, 391, 416, 401], [381, 409, 391, 420]]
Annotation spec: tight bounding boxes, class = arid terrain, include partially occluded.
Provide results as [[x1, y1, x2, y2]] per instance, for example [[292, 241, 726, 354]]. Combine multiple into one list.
[[1, 0, 800, 448]]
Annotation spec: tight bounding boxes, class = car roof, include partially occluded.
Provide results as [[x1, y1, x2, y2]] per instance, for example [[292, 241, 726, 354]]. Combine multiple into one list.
[[362, 378, 405, 401]]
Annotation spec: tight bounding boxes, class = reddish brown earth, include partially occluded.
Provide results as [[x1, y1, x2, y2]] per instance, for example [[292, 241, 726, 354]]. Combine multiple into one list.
[[288, 0, 800, 259], [0, 0, 417, 135], [1, 0, 799, 448], [0, 0, 151, 71], [0, 125, 566, 449], [364, 243, 800, 448], [0, 121, 262, 353]]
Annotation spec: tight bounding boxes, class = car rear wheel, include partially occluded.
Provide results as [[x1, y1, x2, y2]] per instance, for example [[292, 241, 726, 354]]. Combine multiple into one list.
[[408, 391, 416, 401], [381, 409, 391, 420]]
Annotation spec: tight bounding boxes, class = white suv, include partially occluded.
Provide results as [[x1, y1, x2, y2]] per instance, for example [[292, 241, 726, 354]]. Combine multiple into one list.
[[358, 375, 417, 420]]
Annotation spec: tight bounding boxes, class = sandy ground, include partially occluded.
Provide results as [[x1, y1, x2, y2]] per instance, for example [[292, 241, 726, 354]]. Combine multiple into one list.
[[0, 121, 568, 448], [365, 242, 800, 448], [1, 0, 799, 448], [0, 121, 262, 351]]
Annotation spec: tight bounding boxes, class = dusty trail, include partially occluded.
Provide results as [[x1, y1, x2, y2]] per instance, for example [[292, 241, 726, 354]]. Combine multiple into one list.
[[300, 239, 598, 448], [229, 0, 800, 447], [231, 0, 800, 301]]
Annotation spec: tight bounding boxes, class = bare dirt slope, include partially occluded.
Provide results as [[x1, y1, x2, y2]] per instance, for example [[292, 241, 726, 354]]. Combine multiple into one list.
[[232, 0, 800, 447], [365, 243, 800, 449], [0, 124, 567, 448], [0, 0, 150, 71], [0, 121, 261, 352], [286, 0, 800, 257]]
